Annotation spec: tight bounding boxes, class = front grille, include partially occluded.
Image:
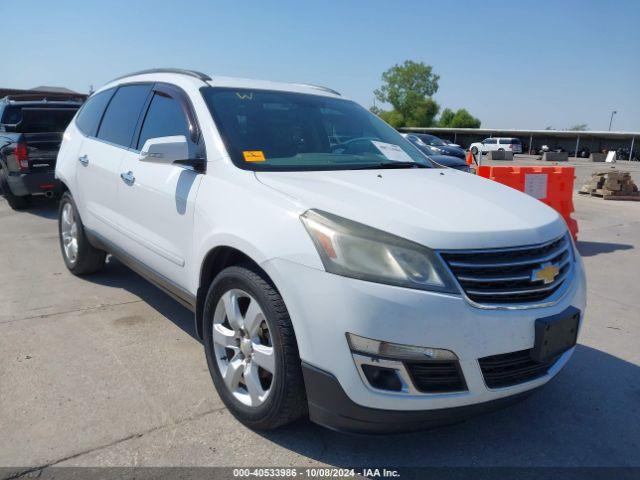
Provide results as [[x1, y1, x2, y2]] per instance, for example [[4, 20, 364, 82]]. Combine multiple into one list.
[[479, 349, 559, 388], [405, 361, 467, 393], [440, 235, 572, 305]]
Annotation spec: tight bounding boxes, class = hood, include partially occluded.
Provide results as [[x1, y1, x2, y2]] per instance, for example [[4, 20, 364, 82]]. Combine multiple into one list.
[[256, 168, 566, 250]]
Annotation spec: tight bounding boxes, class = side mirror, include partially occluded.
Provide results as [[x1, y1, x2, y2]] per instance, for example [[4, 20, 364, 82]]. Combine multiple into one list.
[[139, 135, 206, 171], [139, 135, 190, 164]]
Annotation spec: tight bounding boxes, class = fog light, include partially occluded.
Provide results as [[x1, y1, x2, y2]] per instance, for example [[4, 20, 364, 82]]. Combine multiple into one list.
[[346, 333, 457, 361], [360, 364, 403, 391]]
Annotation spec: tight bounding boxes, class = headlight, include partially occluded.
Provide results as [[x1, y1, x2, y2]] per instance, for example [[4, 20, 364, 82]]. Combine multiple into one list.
[[300, 209, 458, 293]]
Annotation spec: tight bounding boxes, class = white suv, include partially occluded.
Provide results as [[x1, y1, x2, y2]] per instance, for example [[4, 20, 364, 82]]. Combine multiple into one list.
[[55, 69, 586, 433], [470, 137, 523, 154]]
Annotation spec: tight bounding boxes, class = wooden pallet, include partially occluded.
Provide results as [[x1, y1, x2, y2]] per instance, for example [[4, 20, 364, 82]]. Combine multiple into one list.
[[578, 189, 640, 201]]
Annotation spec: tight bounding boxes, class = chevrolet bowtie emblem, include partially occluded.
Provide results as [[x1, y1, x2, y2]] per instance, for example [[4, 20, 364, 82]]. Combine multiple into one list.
[[531, 262, 560, 284]]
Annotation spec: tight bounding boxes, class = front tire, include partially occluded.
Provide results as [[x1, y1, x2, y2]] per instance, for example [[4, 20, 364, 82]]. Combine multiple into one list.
[[203, 265, 307, 430], [58, 192, 106, 275]]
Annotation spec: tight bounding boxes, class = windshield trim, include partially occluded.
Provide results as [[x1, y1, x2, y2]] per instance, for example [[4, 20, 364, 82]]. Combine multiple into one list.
[[200, 86, 433, 172]]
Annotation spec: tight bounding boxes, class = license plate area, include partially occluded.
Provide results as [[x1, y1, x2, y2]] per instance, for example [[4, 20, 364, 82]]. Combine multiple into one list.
[[531, 306, 580, 362]]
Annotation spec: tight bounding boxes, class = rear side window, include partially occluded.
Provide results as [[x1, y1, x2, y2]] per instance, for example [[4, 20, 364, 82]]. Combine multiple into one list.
[[137, 92, 190, 149], [76, 89, 114, 136], [499, 138, 520, 144], [97, 84, 152, 147]]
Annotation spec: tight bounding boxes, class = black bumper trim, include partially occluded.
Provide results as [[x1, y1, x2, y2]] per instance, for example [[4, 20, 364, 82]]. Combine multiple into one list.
[[6, 171, 60, 196], [302, 362, 540, 434]]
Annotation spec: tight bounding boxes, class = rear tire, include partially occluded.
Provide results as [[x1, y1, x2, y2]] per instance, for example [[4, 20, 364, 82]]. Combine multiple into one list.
[[58, 192, 106, 275], [203, 265, 307, 430], [0, 172, 30, 210]]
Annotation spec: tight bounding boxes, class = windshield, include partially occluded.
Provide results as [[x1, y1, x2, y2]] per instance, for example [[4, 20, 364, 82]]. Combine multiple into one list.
[[417, 134, 447, 147], [201, 87, 432, 171]]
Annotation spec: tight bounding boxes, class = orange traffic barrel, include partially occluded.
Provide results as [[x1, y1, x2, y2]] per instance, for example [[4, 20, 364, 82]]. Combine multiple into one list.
[[466, 150, 474, 165]]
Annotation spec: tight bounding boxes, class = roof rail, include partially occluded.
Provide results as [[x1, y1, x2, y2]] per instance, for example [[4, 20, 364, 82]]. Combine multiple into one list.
[[109, 68, 212, 84], [294, 83, 341, 96]]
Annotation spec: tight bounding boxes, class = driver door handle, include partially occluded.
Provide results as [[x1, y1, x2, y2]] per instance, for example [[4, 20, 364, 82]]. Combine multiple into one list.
[[78, 155, 89, 166], [120, 171, 135, 184]]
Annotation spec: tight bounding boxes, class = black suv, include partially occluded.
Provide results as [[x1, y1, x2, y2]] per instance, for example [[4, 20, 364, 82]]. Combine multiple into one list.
[[0, 94, 82, 209]]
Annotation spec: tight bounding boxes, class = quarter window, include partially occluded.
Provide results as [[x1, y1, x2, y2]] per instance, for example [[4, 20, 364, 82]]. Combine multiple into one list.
[[97, 84, 152, 147], [137, 92, 190, 150], [75, 89, 114, 137]]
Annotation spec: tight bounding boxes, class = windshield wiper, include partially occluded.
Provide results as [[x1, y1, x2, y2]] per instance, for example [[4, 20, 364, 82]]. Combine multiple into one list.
[[349, 161, 429, 170]]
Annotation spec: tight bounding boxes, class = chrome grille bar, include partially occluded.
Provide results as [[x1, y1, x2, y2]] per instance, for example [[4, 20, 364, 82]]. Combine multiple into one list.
[[447, 238, 569, 268], [457, 257, 572, 283], [440, 234, 573, 306], [465, 269, 571, 296]]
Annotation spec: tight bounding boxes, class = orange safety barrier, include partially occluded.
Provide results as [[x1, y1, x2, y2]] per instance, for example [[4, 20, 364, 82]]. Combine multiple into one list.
[[477, 165, 578, 241]]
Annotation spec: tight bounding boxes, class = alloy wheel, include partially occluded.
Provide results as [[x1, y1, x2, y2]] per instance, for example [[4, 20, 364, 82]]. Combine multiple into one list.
[[212, 288, 275, 407], [60, 202, 79, 264]]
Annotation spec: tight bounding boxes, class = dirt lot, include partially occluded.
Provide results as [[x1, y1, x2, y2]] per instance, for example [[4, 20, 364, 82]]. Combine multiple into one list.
[[1, 169, 639, 473]]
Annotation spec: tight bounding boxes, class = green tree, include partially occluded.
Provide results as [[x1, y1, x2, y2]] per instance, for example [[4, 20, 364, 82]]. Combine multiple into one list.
[[378, 109, 405, 128], [568, 123, 588, 131], [438, 108, 481, 128], [374, 60, 440, 127], [406, 98, 440, 127], [438, 108, 456, 127]]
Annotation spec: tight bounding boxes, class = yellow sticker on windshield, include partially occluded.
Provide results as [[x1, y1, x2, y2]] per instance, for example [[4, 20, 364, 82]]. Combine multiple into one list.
[[243, 150, 266, 162]]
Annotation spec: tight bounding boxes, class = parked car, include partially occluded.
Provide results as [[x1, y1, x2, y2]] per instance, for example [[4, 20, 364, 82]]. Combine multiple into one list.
[[403, 134, 471, 172], [470, 137, 523, 155], [442, 139, 462, 148], [410, 133, 466, 159], [0, 94, 82, 209], [56, 69, 586, 434]]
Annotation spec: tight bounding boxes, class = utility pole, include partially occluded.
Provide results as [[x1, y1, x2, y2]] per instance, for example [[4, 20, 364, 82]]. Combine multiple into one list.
[[609, 110, 618, 131]]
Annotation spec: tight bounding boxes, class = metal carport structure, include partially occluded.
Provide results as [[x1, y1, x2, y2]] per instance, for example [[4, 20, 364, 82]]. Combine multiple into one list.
[[400, 127, 638, 160]]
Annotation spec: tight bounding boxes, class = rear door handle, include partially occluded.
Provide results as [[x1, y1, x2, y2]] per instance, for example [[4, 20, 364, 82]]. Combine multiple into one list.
[[120, 171, 135, 184], [78, 155, 89, 166]]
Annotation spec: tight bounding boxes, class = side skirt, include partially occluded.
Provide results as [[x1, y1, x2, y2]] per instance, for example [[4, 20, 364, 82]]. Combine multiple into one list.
[[85, 229, 197, 312]]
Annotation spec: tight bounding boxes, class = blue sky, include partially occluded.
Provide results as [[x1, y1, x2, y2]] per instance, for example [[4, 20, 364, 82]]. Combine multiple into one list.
[[4, 0, 639, 131]]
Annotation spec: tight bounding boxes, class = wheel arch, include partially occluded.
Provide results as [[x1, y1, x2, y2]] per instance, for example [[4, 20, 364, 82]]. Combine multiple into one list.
[[196, 245, 273, 340]]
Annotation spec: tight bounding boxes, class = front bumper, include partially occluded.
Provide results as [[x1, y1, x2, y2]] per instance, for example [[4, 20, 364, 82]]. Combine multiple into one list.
[[302, 362, 542, 434], [262, 256, 586, 429], [6, 171, 60, 196]]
